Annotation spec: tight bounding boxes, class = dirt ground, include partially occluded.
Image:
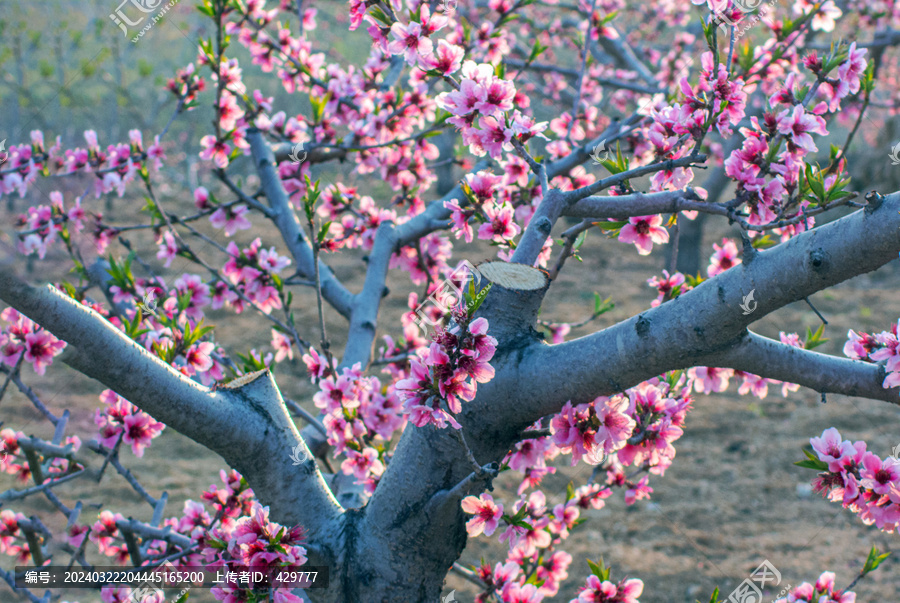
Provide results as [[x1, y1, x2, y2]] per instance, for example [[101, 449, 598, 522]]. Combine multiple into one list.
[[3, 183, 900, 603]]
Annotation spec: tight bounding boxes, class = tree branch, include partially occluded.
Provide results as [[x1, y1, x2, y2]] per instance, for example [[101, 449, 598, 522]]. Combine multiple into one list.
[[0, 270, 344, 557], [698, 331, 898, 404], [518, 190, 900, 420], [562, 188, 712, 219], [247, 128, 354, 319]]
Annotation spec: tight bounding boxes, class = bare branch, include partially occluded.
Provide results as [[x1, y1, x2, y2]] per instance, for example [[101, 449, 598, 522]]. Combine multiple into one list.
[[697, 331, 899, 405], [247, 128, 354, 319], [562, 188, 711, 219]]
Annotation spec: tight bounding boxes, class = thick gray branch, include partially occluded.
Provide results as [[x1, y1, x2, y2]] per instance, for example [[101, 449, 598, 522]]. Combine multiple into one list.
[[519, 191, 900, 420], [562, 188, 713, 219], [700, 331, 898, 404], [0, 269, 344, 560]]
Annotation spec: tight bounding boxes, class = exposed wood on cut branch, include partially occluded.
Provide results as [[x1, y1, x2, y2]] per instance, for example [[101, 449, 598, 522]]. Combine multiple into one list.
[[475, 261, 551, 343]]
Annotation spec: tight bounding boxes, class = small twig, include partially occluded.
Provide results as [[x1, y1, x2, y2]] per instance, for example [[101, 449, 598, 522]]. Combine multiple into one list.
[[0, 354, 24, 404], [451, 562, 485, 588], [0, 469, 87, 502], [87, 440, 157, 507], [804, 296, 828, 325], [285, 399, 328, 438], [566, 0, 599, 143], [96, 432, 124, 482]]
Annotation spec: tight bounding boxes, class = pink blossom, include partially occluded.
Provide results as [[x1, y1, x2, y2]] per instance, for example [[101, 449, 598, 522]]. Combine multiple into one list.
[[156, 230, 178, 267], [707, 238, 741, 277], [122, 412, 165, 457], [23, 330, 65, 375], [775, 105, 828, 154], [618, 215, 669, 255], [210, 204, 252, 236], [477, 203, 520, 242], [199, 135, 231, 168], [426, 40, 464, 75], [388, 22, 433, 67], [340, 447, 385, 480], [625, 475, 653, 505], [461, 493, 504, 536], [689, 366, 733, 394]]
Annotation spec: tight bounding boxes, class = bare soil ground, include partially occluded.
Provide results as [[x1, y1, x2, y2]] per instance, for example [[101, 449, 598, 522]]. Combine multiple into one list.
[[2, 188, 900, 603]]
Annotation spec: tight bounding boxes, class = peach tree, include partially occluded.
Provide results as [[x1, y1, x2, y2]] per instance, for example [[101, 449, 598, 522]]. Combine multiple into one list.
[[1, 0, 900, 601]]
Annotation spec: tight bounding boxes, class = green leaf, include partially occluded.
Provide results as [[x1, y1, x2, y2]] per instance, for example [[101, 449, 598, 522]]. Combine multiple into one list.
[[750, 234, 777, 250], [573, 230, 587, 252], [804, 324, 829, 350], [701, 587, 721, 603], [795, 446, 829, 471], [585, 557, 611, 581], [465, 283, 492, 316], [794, 459, 828, 470], [566, 481, 575, 503], [593, 293, 614, 316], [862, 545, 891, 575], [317, 221, 332, 243], [685, 273, 706, 287], [594, 220, 627, 231]]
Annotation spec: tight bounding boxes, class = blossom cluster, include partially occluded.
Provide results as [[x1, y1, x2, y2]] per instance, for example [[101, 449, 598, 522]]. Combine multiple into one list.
[[437, 61, 548, 159], [204, 502, 308, 603], [395, 309, 498, 430], [457, 485, 644, 603], [773, 571, 857, 603], [459, 374, 690, 601], [0, 510, 31, 564], [806, 427, 900, 532], [0, 426, 81, 486], [304, 356, 405, 494], [723, 45, 867, 236], [0, 307, 66, 375], [843, 319, 900, 392], [77, 471, 306, 603], [94, 389, 166, 458]]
